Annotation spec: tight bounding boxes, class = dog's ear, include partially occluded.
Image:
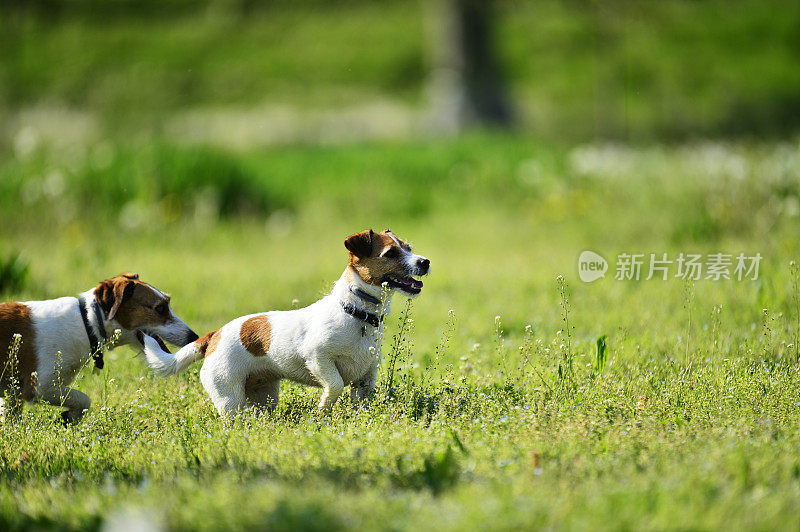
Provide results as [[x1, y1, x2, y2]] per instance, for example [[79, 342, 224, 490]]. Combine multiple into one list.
[[95, 276, 137, 321], [344, 230, 374, 259], [119, 272, 139, 280]]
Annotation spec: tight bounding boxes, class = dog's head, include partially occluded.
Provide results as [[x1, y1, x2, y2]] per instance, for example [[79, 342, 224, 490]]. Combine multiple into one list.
[[345, 229, 430, 296], [94, 272, 198, 347]]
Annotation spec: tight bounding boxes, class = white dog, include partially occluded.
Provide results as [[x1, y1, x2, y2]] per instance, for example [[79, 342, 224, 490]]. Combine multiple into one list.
[[141, 229, 429, 417], [0, 273, 198, 423]]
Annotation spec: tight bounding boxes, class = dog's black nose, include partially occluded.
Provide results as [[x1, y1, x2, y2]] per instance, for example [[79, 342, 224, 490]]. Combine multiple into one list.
[[417, 258, 430, 273]]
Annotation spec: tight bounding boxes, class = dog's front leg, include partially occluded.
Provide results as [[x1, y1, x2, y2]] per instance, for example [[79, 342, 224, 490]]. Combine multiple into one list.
[[38, 386, 90, 424], [308, 357, 344, 412]]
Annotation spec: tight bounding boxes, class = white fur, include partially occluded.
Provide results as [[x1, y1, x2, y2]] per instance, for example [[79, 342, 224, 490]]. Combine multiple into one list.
[[387, 232, 420, 273], [142, 335, 201, 377], [142, 251, 430, 418], [22, 294, 96, 423]]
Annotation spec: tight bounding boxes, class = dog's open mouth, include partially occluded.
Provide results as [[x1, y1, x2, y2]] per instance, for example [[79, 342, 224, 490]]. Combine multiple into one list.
[[385, 274, 423, 294], [135, 330, 172, 353]]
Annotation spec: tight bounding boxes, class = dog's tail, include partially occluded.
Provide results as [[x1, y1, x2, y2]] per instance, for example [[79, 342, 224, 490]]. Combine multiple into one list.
[[140, 330, 217, 377]]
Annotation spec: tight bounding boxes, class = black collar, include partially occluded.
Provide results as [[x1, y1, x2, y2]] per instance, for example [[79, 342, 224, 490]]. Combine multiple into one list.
[[340, 300, 382, 328], [77, 295, 108, 370], [349, 286, 381, 305]]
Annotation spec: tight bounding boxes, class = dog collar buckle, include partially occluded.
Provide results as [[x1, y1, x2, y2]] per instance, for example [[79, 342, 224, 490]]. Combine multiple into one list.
[[340, 301, 382, 329]]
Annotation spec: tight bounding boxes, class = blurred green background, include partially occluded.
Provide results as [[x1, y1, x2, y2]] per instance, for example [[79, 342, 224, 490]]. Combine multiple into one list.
[[2, 0, 800, 228], [3, 0, 800, 147]]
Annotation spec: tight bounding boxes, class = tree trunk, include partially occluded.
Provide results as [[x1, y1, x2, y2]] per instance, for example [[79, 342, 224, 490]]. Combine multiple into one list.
[[426, 0, 515, 134]]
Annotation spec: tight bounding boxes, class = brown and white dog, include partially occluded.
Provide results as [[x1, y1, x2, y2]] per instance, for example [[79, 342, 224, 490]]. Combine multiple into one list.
[[0, 273, 198, 423], [141, 230, 429, 418]]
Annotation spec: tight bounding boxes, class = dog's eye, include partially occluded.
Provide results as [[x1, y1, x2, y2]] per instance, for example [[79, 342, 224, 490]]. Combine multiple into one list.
[[155, 302, 169, 315], [383, 247, 399, 259]]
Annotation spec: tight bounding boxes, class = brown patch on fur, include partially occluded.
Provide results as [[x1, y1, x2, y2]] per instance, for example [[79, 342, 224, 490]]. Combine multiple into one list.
[[95, 273, 173, 331], [196, 330, 221, 358], [0, 302, 38, 401], [344, 230, 374, 258], [240, 315, 272, 357], [345, 229, 412, 286]]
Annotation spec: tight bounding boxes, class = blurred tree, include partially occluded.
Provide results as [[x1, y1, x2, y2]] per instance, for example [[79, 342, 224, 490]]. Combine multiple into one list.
[[426, 0, 515, 134]]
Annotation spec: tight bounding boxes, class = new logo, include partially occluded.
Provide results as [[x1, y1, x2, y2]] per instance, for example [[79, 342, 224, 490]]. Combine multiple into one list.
[[578, 250, 608, 282]]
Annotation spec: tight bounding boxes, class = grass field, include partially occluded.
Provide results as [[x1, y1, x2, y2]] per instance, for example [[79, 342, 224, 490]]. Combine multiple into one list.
[[2, 136, 800, 530]]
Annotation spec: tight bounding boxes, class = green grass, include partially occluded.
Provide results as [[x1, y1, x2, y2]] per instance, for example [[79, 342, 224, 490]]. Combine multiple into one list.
[[2, 136, 800, 529]]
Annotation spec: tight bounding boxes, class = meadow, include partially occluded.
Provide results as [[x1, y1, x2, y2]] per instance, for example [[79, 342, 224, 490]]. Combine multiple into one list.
[[2, 135, 800, 530]]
